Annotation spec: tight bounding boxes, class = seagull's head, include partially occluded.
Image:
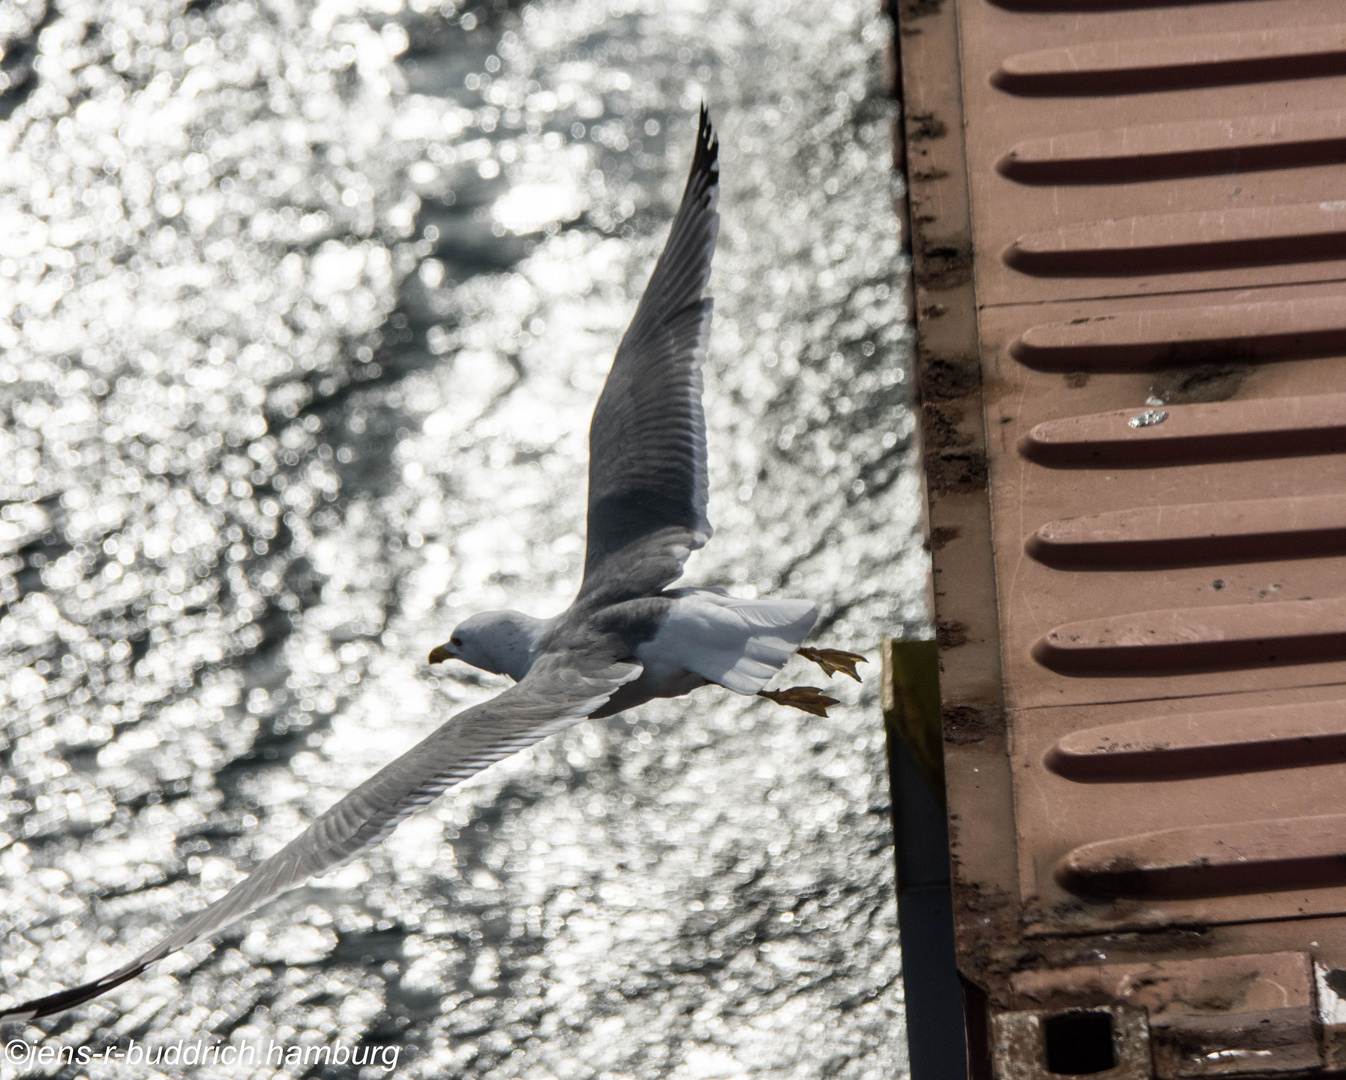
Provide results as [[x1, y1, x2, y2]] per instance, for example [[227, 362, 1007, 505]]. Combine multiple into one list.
[[428, 609, 543, 681]]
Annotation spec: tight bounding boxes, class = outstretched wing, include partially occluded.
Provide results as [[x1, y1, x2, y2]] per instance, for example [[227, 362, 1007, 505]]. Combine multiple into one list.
[[0, 650, 640, 1021], [581, 105, 720, 604]]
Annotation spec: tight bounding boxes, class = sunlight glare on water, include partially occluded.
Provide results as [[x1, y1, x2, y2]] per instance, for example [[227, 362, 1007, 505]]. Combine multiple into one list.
[[0, 0, 923, 1073]]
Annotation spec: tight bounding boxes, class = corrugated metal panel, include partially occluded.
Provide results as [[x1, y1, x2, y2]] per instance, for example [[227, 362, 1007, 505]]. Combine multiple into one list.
[[894, 0, 1346, 1073]]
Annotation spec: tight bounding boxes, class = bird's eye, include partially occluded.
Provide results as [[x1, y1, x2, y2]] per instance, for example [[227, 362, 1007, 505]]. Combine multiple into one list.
[[451, 637, 462, 646]]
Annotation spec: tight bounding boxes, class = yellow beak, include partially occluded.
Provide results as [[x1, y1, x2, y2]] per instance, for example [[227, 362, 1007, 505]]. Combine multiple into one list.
[[428, 643, 455, 665]]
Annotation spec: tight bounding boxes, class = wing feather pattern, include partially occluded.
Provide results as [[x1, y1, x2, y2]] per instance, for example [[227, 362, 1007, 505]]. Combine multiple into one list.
[[0, 106, 723, 1024], [581, 105, 719, 603], [0, 652, 640, 1021]]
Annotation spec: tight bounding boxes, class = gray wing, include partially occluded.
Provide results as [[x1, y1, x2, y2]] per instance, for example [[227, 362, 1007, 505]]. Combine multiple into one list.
[[580, 105, 719, 605], [0, 651, 641, 1021]]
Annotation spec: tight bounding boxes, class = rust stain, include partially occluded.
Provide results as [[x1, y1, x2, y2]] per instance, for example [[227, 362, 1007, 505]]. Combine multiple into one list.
[[922, 401, 972, 449], [928, 523, 961, 550], [918, 351, 981, 401], [937, 619, 970, 648], [906, 110, 948, 141], [914, 238, 973, 290], [1148, 363, 1248, 405], [926, 448, 989, 495], [896, 0, 944, 22], [943, 702, 1002, 744]]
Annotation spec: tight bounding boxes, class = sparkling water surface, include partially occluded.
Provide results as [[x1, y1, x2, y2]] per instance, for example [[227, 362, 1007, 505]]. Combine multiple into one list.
[[0, 0, 923, 1073]]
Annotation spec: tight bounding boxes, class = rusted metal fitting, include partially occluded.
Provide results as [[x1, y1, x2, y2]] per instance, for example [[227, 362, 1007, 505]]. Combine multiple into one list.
[[992, 1006, 1150, 1080]]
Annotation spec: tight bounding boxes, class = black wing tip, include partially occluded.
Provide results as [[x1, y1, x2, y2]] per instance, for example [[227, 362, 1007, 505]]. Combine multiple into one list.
[[0, 964, 148, 1023], [693, 103, 719, 186]]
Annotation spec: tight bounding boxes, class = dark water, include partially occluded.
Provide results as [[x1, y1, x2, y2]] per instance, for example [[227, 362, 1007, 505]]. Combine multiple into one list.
[[0, 0, 923, 1074]]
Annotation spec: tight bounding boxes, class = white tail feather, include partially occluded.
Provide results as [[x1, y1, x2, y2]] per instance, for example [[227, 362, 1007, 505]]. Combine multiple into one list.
[[647, 590, 820, 695]]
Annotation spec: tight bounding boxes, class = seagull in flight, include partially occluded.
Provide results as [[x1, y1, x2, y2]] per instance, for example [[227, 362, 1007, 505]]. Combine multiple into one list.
[[0, 106, 864, 1022]]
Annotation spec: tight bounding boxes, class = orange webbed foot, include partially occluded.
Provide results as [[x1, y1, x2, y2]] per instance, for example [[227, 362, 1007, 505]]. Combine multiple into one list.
[[757, 686, 841, 718], [797, 647, 867, 682]]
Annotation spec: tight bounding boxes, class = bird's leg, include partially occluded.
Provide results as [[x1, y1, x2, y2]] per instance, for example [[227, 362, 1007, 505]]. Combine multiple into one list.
[[757, 686, 840, 718], [797, 647, 867, 682]]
